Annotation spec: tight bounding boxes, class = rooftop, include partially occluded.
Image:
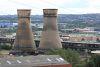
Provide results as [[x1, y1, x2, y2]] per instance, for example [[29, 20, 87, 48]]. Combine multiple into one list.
[[0, 55, 69, 67]]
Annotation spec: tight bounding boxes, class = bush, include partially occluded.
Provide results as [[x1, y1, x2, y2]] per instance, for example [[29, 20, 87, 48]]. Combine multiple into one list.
[[0, 45, 11, 50], [45, 48, 80, 66], [86, 54, 100, 67]]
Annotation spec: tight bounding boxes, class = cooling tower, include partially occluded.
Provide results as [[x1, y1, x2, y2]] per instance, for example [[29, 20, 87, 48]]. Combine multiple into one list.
[[11, 9, 36, 55], [39, 9, 62, 49]]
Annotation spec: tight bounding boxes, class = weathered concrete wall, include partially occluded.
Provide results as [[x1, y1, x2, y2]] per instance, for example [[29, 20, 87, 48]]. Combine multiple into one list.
[[11, 9, 36, 54], [39, 9, 62, 49]]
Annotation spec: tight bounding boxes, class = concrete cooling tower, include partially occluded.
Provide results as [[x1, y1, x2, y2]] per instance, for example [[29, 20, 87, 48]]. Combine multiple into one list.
[[39, 9, 62, 49], [10, 9, 36, 55]]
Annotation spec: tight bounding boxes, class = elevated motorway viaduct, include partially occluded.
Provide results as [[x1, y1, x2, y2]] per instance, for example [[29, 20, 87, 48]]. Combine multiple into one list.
[[0, 37, 100, 50]]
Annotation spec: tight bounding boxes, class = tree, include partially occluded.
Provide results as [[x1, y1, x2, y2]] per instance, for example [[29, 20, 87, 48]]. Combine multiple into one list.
[[87, 54, 100, 67], [45, 48, 80, 67]]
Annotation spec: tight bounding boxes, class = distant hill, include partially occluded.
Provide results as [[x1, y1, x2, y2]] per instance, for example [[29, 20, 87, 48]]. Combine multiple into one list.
[[58, 14, 100, 23], [0, 14, 100, 28]]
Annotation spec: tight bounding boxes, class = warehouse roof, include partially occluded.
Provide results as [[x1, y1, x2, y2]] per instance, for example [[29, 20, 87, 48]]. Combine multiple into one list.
[[0, 55, 69, 67]]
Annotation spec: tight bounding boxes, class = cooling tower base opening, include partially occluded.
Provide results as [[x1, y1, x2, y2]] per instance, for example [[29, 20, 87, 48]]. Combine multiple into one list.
[[9, 50, 37, 56]]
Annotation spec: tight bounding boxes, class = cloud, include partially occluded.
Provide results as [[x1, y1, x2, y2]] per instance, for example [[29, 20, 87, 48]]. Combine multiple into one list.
[[59, 8, 100, 14], [87, 0, 100, 8], [0, 0, 100, 14], [43, 0, 80, 5], [0, 0, 81, 14]]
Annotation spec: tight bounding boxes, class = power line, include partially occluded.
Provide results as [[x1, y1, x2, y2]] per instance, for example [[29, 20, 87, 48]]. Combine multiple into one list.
[[38, 0, 81, 14], [6, 0, 81, 14]]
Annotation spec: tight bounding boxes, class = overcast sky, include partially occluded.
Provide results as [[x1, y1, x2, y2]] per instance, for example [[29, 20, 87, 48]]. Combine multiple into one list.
[[0, 0, 100, 15]]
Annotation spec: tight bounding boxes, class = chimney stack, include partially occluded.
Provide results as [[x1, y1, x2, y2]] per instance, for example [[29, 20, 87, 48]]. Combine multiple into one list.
[[11, 9, 36, 55], [39, 9, 62, 49]]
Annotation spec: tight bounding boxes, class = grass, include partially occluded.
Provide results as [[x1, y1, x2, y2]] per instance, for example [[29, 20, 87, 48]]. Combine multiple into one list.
[[0, 50, 10, 55]]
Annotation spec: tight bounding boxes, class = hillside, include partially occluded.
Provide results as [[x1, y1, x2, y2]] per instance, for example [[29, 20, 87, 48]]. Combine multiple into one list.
[[0, 14, 100, 28]]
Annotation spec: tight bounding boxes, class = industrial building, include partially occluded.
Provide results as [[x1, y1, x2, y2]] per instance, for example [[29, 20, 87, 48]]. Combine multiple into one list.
[[0, 55, 72, 67]]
